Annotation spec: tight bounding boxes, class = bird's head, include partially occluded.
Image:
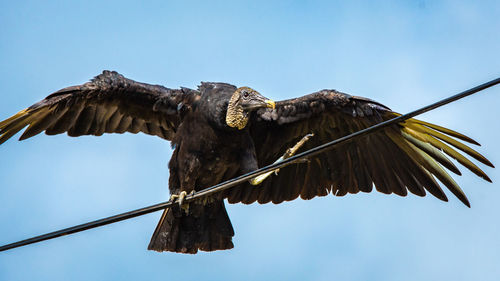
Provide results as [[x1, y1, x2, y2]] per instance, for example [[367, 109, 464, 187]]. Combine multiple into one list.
[[226, 87, 275, 130]]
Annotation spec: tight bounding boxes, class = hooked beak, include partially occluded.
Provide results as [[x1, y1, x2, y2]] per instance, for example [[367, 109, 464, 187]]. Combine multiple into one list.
[[242, 96, 276, 111], [265, 99, 275, 110]]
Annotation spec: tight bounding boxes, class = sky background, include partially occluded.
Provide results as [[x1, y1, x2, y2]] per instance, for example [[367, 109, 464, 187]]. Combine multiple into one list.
[[1, 1, 499, 280]]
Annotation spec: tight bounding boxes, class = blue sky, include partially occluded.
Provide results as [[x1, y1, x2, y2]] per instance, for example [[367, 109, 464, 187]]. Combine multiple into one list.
[[1, 1, 499, 280]]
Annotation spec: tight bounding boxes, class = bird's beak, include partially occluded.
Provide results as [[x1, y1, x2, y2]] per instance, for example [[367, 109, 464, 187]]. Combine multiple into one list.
[[265, 99, 275, 110], [240, 91, 276, 111]]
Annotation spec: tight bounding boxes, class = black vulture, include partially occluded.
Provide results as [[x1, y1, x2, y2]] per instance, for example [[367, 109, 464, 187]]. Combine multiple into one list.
[[0, 71, 493, 254]]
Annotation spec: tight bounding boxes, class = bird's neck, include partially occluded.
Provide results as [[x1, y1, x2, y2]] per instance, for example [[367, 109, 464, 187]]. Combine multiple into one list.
[[225, 94, 248, 130]]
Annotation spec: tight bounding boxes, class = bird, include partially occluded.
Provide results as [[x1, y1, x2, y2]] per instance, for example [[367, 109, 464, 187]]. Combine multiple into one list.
[[0, 70, 494, 254]]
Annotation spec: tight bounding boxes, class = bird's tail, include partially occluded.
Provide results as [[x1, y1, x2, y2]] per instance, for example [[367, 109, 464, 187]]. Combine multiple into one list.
[[148, 200, 234, 254]]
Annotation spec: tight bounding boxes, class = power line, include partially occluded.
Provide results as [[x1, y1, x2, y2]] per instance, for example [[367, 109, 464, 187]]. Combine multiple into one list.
[[1, 76, 499, 252]]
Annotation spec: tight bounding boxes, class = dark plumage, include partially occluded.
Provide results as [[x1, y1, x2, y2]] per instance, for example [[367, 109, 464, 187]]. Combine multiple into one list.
[[0, 71, 494, 253]]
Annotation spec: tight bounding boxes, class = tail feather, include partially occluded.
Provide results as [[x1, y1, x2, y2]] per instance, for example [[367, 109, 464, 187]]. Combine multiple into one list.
[[148, 200, 234, 254]]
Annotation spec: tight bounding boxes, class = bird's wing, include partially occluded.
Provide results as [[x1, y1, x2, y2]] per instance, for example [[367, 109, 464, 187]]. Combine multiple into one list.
[[223, 90, 494, 206], [0, 71, 200, 144]]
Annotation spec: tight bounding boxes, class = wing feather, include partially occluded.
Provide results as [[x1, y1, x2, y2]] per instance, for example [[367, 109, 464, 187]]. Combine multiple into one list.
[[0, 71, 199, 144], [105, 108, 122, 133], [224, 89, 492, 207], [116, 115, 132, 134], [404, 121, 493, 167], [19, 109, 55, 140], [400, 129, 461, 175]]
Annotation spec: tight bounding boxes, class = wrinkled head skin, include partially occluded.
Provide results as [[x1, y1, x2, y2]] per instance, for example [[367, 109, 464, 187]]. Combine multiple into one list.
[[234, 87, 275, 111], [226, 87, 275, 130]]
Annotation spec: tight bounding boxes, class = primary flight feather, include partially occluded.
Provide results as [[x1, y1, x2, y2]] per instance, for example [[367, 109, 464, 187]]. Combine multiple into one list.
[[0, 71, 493, 253]]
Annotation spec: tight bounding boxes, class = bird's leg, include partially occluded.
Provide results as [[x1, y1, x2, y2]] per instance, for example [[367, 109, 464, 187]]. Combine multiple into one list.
[[169, 190, 195, 214], [249, 133, 314, 185]]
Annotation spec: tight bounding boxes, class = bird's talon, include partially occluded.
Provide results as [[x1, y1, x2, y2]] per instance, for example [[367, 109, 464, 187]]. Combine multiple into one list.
[[177, 191, 188, 206], [169, 194, 179, 202], [170, 191, 192, 214]]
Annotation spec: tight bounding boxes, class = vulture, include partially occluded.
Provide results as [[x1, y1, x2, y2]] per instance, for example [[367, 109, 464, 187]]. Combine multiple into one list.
[[0, 71, 494, 254]]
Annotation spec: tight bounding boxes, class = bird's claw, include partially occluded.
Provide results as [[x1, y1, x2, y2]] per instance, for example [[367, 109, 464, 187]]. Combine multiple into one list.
[[283, 133, 314, 159], [170, 191, 194, 214]]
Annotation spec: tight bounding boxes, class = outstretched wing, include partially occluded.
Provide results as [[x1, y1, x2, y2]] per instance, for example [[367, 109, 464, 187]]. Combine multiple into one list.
[[0, 71, 200, 144], [224, 90, 494, 206]]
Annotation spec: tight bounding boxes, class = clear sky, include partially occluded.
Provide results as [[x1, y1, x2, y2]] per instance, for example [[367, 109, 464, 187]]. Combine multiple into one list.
[[1, 1, 499, 280]]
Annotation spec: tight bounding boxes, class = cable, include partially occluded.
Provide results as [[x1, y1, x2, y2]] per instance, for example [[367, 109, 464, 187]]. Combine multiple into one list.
[[1, 76, 499, 252]]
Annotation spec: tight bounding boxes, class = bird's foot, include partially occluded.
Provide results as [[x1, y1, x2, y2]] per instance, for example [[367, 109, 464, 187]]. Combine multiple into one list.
[[170, 191, 194, 214], [249, 133, 314, 185], [283, 133, 314, 158]]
